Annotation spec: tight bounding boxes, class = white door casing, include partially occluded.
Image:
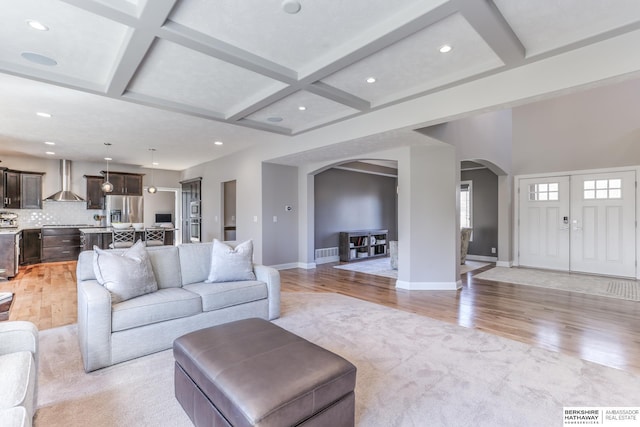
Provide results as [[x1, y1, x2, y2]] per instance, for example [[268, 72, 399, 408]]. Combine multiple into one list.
[[518, 176, 570, 271]]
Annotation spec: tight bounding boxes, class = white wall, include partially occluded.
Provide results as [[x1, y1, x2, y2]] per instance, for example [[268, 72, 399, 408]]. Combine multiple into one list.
[[512, 77, 640, 175], [181, 149, 264, 262], [419, 109, 513, 175], [143, 190, 175, 227]]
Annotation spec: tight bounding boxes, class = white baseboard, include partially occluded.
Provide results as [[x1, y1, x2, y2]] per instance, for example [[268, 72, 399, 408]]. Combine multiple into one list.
[[496, 260, 513, 268], [297, 262, 317, 269], [314, 255, 340, 265], [395, 280, 462, 291], [268, 262, 301, 270], [466, 255, 498, 262]]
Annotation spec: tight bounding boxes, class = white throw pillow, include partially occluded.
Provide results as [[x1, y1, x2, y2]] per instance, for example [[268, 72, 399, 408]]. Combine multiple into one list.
[[206, 239, 256, 283], [93, 240, 158, 303]]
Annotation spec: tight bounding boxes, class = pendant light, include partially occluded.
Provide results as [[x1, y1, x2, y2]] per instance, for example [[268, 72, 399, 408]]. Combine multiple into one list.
[[101, 142, 114, 193], [147, 148, 157, 194]]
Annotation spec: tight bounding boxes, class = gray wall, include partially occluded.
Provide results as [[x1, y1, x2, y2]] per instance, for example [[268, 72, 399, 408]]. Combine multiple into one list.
[[461, 168, 498, 257], [314, 168, 397, 249], [262, 163, 298, 266]]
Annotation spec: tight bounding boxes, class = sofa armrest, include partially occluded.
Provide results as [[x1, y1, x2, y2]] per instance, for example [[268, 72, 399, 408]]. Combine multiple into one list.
[[253, 265, 281, 320], [0, 321, 38, 359], [77, 280, 113, 372]]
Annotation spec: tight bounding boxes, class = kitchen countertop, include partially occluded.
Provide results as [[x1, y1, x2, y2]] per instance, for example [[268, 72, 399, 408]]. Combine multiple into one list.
[[79, 227, 176, 234], [0, 225, 103, 234], [0, 228, 20, 234]]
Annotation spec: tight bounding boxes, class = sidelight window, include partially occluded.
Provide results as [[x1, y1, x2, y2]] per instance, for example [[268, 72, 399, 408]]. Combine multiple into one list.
[[460, 181, 472, 238]]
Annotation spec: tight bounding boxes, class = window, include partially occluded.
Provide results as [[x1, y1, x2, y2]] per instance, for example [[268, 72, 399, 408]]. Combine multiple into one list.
[[460, 181, 472, 234], [583, 179, 621, 200], [528, 182, 559, 201]]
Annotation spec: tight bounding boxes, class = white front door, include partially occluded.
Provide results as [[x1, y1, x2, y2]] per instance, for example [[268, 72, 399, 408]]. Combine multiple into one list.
[[570, 171, 636, 277], [518, 176, 571, 270]]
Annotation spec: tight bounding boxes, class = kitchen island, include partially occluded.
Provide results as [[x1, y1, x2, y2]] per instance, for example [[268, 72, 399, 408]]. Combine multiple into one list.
[[79, 227, 175, 250]]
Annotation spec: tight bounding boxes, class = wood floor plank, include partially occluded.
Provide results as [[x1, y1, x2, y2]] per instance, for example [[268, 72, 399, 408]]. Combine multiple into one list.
[[2, 260, 639, 374]]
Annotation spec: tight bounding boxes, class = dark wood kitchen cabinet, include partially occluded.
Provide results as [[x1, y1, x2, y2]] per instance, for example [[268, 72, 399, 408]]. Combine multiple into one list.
[[20, 228, 41, 265], [4, 171, 21, 208], [0, 233, 19, 278], [20, 173, 43, 209], [85, 175, 106, 210], [3, 170, 44, 209], [101, 172, 143, 196], [41, 228, 81, 262]]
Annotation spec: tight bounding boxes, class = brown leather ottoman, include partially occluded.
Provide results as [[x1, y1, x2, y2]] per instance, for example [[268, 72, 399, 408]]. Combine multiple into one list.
[[173, 318, 357, 427]]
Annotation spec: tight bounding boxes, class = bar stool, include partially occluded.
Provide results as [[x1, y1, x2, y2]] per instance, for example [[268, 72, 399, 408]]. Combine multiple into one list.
[[144, 228, 165, 247], [110, 229, 135, 249]]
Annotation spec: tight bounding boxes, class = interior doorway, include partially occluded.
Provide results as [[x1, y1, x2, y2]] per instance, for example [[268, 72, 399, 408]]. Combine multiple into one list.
[[222, 180, 237, 241]]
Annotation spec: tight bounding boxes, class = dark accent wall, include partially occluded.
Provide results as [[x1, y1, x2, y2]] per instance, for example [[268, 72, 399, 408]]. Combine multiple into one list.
[[315, 168, 397, 249], [461, 168, 498, 257]]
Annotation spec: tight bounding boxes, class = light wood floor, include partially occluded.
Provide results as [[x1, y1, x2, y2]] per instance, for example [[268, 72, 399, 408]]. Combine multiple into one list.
[[2, 261, 639, 374]]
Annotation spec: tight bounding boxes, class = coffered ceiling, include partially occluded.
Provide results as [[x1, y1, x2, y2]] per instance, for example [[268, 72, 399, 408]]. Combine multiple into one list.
[[0, 0, 639, 170]]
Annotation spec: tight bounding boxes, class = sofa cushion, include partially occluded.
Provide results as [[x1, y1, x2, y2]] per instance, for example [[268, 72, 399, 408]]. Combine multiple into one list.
[[0, 407, 30, 427], [0, 352, 33, 410], [112, 288, 202, 332], [178, 242, 213, 286], [93, 240, 158, 304], [183, 280, 267, 312], [145, 246, 182, 289], [206, 239, 256, 283]]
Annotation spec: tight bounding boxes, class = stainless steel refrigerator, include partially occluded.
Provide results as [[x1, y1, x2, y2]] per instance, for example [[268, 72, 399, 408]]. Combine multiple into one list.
[[106, 195, 143, 225]]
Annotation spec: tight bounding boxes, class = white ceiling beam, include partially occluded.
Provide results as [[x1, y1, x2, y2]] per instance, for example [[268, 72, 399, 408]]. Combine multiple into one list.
[[307, 82, 371, 111], [105, 0, 179, 97], [456, 0, 526, 65], [158, 22, 298, 83], [122, 92, 226, 121], [59, 0, 139, 26]]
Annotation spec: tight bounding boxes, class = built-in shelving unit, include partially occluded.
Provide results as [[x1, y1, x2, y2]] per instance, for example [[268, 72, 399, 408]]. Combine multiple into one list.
[[339, 229, 388, 262]]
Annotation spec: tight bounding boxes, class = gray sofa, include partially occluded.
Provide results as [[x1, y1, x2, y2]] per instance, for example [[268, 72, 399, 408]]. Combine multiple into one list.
[[76, 242, 281, 372], [0, 321, 38, 427]]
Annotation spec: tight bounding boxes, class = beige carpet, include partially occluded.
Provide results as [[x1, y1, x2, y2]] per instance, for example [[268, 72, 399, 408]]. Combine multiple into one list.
[[35, 292, 640, 427], [475, 267, 640, 302], [333, 258, 488, 279]]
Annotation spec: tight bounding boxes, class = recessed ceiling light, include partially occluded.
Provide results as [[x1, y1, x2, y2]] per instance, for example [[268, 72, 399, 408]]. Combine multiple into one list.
[[214, 141, 223, 146], [36, 112, 51, 118], [26, 20, 49, 31], [267, 117, 283, 123], [21, 52, 57, 66], [298, 106, 306, 111], [44, 141, 55, 145], [45, 151, 55, 155], [282, 0, 301, 14], [366, 77, 376, 84], [439, 44, 453, 53]]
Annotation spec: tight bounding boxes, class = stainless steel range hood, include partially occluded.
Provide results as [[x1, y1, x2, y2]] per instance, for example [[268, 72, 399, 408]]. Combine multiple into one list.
[[45, 160, 85, 202]]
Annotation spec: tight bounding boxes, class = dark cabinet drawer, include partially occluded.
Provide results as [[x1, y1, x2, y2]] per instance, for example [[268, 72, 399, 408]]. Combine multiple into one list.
[[42, 246, 81, 262], [41, 228, 81, 262], [42, 235, 81, 248]]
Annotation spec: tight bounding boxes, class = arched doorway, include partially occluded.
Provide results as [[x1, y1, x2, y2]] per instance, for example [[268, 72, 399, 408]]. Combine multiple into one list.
[[312, 159, 398, 264]]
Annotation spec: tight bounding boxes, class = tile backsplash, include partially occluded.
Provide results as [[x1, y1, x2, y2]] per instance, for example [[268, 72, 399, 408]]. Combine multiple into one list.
[[14, 201, 105, 227]]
